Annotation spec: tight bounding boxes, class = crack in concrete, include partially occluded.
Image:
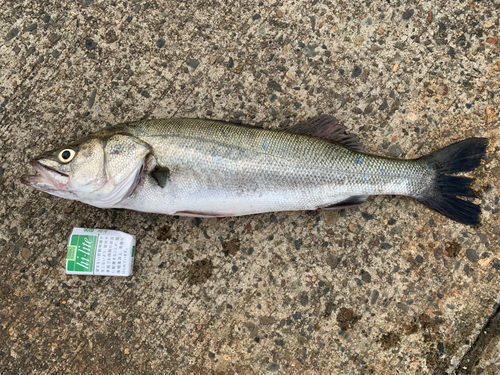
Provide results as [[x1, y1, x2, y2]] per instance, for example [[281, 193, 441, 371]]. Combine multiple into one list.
[[455, 303, 500, 374]]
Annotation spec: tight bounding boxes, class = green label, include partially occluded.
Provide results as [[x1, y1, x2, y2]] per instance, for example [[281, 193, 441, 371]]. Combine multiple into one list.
[[66, 234, 97, 273], [131, 246, 135, 257]]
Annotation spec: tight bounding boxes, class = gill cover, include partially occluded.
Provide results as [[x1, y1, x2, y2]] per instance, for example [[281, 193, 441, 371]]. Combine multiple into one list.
[[80, 133, 151, 207]]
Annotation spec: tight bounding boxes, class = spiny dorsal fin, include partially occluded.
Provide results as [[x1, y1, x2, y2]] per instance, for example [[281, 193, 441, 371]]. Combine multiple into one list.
[[288, 114, 364, 152]]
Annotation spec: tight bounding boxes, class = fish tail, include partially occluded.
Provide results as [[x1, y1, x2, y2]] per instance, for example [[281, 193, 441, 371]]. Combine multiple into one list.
[[415, 137, 488, 225]]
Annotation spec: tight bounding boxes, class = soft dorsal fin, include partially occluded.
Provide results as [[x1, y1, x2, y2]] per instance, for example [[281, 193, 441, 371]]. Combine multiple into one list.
[[288, 114, 364, 152]]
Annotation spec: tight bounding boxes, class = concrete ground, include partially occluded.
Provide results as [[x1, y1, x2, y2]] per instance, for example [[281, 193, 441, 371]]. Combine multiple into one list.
[[1, 0, 499, 373]]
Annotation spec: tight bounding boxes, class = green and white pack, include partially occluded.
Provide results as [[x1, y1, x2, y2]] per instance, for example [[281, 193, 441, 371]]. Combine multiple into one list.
[[66, 228, 135, 276]]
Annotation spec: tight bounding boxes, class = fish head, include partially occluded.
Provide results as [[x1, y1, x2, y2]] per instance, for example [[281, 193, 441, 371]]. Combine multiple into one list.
[[21, 132, 151, 208]]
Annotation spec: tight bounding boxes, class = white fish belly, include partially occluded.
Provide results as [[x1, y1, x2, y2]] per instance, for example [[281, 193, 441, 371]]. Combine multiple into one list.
[[118, 179, 353, 216]]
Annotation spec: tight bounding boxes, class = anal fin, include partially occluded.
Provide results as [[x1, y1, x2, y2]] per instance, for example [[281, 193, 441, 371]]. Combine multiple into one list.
[[319, 195, 368, 210], [175, 211, 235, 218]]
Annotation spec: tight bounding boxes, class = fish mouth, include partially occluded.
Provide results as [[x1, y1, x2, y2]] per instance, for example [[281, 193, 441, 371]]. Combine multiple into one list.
[[21, 160, 70, 190]]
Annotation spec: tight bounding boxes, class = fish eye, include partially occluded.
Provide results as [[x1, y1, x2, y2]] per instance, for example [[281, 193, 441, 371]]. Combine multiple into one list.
[[58, 149, 76, 163]]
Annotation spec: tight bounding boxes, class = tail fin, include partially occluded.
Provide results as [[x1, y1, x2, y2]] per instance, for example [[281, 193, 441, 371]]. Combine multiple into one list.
[[415, 137, 488, 225]]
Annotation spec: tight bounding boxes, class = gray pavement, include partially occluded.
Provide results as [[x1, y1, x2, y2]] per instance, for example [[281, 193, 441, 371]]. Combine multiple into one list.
[[1, 0, 499, 373]]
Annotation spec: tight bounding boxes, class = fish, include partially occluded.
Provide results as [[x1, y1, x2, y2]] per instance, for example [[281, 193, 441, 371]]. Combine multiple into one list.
[[21, 115, 488, 225]]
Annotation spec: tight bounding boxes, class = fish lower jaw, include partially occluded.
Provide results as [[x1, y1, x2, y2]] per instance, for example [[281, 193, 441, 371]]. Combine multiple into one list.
[[20, 173, 68, 190], [24, 160, 70, 190]]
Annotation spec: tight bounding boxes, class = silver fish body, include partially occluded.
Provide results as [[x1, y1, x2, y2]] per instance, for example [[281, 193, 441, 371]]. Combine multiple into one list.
[[115, 119, 425, 215], [21, 115, 487, 224]]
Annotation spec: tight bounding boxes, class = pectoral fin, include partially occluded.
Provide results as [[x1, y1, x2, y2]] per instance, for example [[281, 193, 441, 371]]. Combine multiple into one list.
[[151, 166, 170, 188]]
